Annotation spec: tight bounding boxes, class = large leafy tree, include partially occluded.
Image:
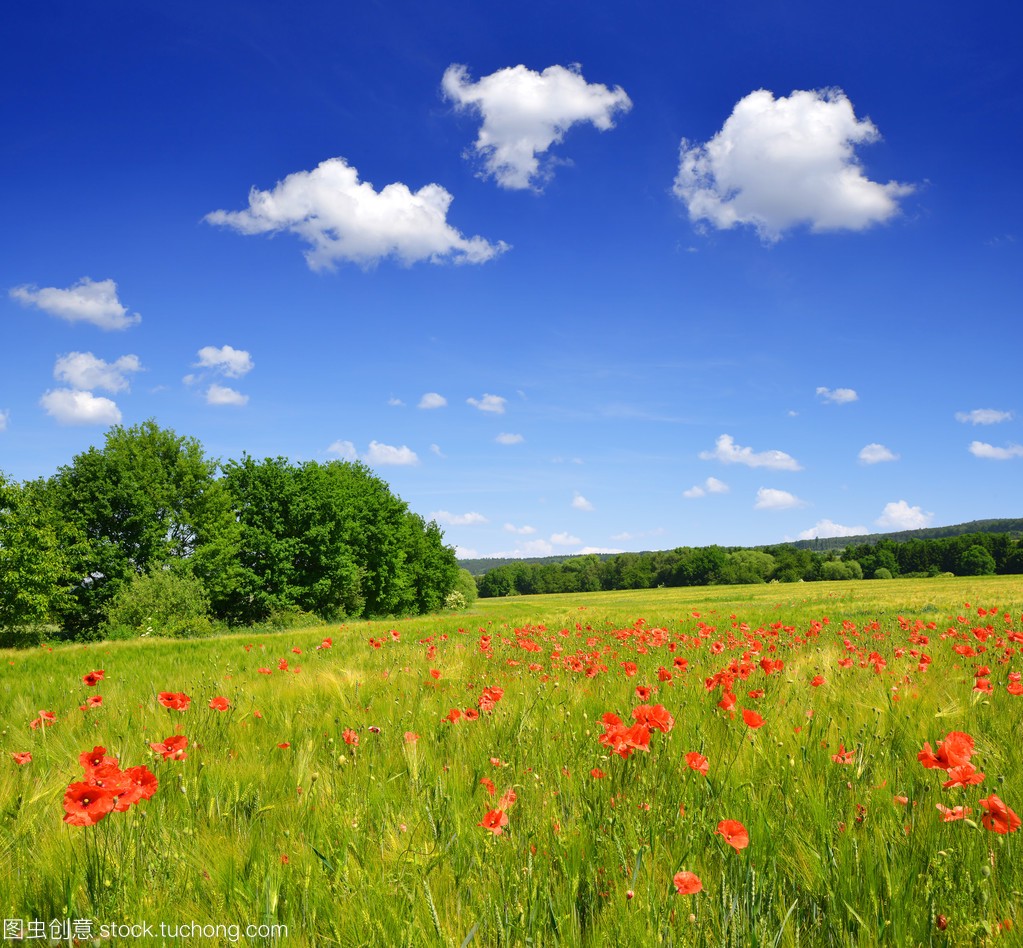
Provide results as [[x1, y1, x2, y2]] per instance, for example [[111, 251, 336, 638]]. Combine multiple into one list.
[[0, 473, 74, 633], [47, 421, 240, 635]]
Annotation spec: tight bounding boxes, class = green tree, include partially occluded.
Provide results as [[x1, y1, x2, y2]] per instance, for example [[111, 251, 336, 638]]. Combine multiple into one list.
[[956, 544, 996, 576], [717, 550, 776, 585], [0, 474, 74, 633], [47, 421, 240, 636]]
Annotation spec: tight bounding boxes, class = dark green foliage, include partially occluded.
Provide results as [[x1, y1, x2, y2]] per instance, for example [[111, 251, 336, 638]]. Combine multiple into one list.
[[44, 421, 240, 636], [220, 456, 457, 623], [956, 544, 996, 576]]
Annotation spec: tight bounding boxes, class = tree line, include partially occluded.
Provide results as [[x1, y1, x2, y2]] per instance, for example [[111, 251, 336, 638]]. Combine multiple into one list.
[[0, 421, 461, 639], [476, 533, 1023, 598]]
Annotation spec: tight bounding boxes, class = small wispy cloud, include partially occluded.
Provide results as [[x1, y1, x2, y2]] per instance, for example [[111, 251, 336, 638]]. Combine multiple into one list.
[[754, 487, 806, 510], [956, 409, 1013, 425], [572, 492, 594, 511], [700, 434, 802, 471], [969, 441, 1023, 460], [429, 510, 489, 526], [467, 393, 506, 414], [418, 392, 447, 409], [495, 432, 524, 444], [816, 386, 858, 404], [858, 443, 898, 464]]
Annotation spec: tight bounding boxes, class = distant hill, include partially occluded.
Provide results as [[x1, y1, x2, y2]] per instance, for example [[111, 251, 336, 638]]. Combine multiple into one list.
[[786, 518, 1023, 552], [457, 518, 1023, 575]]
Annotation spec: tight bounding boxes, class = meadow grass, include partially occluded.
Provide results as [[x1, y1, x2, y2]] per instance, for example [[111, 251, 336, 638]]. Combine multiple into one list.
[[2, 576, 1022, 946]]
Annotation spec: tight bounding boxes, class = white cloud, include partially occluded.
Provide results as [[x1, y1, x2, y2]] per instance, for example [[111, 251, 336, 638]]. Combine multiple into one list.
[[327, 440, 358, 461], [53, 352, 142, 393], [699, 434, 802, 470], [572, 492, 594, 511], [467, 393, 506, 414], [206, 384, 248, 406], [418, 392, 447, 409], [492, 538, 556, 558], [205, 157, 507, 269], [454, 545, 479, 559], [442, 63, 632, 190], [858, 443, 899, 464], [816, 386, 858, 404], [196, 345, 254, 378], [578, 546, 623, 555], [969, 441, 1023, 460], [876, 500, 933, 530], [610, 528, 666, 542], [684, 476, 730, 498], [429, 443, 445, 458], [797, 519, 868, 540], [754, 487, 806, 510], [40, 389, 121, 425], [430, 510, 489, 526], [674, 88, 913, 241], [365, 441, 419, 466], [504, 523, 537, 535], [550, 531, 581, 546], [956, 409, 1013, 425], [387, 397, 405, 407], [0, 410, 9, 432], [495, 432, 524, 445], [11, 277, 140, 330]]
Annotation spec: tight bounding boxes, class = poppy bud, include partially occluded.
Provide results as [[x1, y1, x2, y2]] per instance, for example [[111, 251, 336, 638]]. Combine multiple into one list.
[[935, 915, 947, 931]]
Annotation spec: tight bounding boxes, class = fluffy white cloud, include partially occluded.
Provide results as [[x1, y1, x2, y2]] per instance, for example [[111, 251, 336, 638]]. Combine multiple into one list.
[[365, 441, 419, 466], [40, 389, 121, 425], [495, 432, 524, 444], [206, 157, 506, 269], [430, 510, 489, 526], [454, 545, 479, 559], [699, 434, 802, 471], [816, 386, 858, 404], [572, 492, 594, 511], [754, 487, 806, 510], [504, 523, 537, 535], [674, 89, 913, 240], [858, 443, 899, 464], [956, 409, 1013, 425], [969, 441, 1023, 460], [0, 410, 9, 432], [579, 546, 623, 555], [10, 277, 140, 330], [491, 539, 556, 558], [327, 440, 358, 460], [683, 476, 730, 498], [196, 345, 254, 378], [550, 532, 581, 546], [53, 352, 142, 393], [876, 500, 933, 530], [467, 393, 506, 414], [206, 384, 248, 406], [797, 519, 868, 540], [442, 63, 632, 190], [418, 392, 447, 409]]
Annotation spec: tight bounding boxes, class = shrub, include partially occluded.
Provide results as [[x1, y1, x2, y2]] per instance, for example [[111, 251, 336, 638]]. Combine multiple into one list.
[[444, 591, 468, 611], [102, 569, 214, 639], [873, 568, 893, 580], [450, 568, 479, 607]]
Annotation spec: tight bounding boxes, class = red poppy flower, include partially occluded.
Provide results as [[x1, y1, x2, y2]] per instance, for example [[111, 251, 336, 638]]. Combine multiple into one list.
[[742, 709, 764, 729], [157, 692, 191, 711], [277, 742, 291, 749], [590, 768, 606, 779], [11, 752, 32, 765], [716, 819, 749, 851], [114, 766, 159, 811], [635, 686, 653, 701], [429, 669, 441, 680], [936, 804, 971, 822], [404, 732, 419, 744], [82, 670, 105, 687], [831, 743, 855, 765], [463, 708, 480, 721], [342, 728, 359, 746], [718, 691, 736, 712], [62, 782, 116, 826], [633, 704, 674, 733], [80, 746, 117, 772], [149, 735, 188, 760], [86, 695, 103, 708], [478, 809, 509, 835], [498, 789, 517, 810], [810, 675, 826, 687], [685, 752, 709, 776], [88, 763, 133, 797], [978, 794, 1021, 834], [918, 731, 975, 770], [480, 777, 496, 796], [942, 763, 985, 789], [209, 696, 230, 711], [444, 708, 462, 723], [29, 710, 56, 730], [673, 871, 702, 895]]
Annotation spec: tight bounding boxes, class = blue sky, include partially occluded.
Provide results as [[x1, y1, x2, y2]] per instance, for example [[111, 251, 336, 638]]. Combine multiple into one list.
[[2, 0, 1020, 558]]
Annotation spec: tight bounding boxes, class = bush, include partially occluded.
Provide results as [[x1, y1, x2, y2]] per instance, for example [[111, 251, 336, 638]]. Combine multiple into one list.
[[821, 560, 863, 581], [102, 569, 214, 639], [444, 591, 468, 611], [872, 568, 893, 580], [450, 568, 479, 608]]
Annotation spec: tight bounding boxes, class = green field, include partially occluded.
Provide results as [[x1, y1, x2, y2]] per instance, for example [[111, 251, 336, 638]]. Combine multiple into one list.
[[3, 576, 1023, 946]]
